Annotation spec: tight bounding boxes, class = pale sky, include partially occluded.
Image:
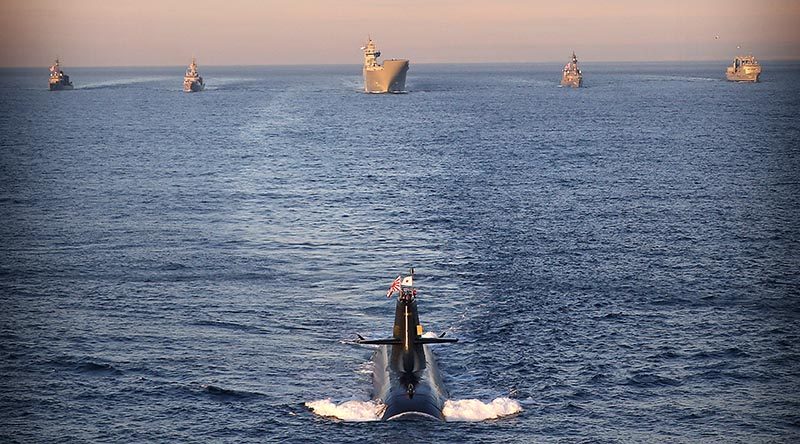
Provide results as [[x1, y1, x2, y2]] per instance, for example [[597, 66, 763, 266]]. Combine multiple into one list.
[[1, 0, 798, 67]]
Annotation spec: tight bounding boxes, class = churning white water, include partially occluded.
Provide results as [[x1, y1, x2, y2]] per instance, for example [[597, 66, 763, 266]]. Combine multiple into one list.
[[305, 397, 521, 422]]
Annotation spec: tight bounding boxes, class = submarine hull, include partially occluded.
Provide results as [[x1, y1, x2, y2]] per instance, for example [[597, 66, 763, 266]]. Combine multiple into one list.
[[371, 343, 448, 420], [364, 59, 409, 93]]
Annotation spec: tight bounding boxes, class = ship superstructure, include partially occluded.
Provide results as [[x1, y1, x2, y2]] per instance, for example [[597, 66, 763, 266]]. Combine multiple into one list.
[[183, 58, 205, 92], [48, 59, 74, 91], [726, 55, 761, 82], [362, 38, 409, 93], [561, 52, 583, 88]]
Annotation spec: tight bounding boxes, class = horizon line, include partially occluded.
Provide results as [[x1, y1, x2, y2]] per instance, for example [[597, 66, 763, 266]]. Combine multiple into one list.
[[4, 57, 800, 70]]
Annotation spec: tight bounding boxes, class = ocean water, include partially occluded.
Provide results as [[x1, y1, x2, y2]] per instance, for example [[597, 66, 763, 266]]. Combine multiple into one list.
[[1, 61, 799, 442]]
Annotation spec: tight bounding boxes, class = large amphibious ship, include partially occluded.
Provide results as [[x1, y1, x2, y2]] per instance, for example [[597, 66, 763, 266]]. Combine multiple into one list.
[[726, 55, 761, 82], [560, 52, 583, 88], [48, 59, 74, 91], [183, 58, 205, 92], [362, 38, 409, 93]]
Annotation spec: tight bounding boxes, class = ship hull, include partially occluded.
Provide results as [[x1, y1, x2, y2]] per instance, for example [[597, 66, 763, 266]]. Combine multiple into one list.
[[726, 70, 760, 82], [183, 79, 205, 93], [364, 59, 409, 93], [371, 343, 448, 420], [49, 83, 74, 91], [49, 80, 73, 91], [561, 74, 582, 88]]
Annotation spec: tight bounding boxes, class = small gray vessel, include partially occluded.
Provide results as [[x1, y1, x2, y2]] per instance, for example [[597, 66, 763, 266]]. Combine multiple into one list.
[[362, 38, 408, 93], [48, 58, 73, 91], [726, 55, 761, 82], [183, 58, 205, 92], [560, 52, 582, 88]]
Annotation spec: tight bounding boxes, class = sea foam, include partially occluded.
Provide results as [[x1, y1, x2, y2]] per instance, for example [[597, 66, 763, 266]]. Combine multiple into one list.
[[442, 397, 522, 421], [306, 397, 521, 422], [305, 399, 383, 421]]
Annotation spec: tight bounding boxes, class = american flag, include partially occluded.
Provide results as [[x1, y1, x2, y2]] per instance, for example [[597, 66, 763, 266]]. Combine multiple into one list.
[[386, 275, 401, 298]]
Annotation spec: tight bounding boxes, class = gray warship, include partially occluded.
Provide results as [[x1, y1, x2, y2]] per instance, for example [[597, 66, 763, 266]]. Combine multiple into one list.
[[726, 55, 761, 82], [560, 52, 582, 88], [48, 58, 73, 91], [362, 38, 409, 93], [183, 58, 205, 92]]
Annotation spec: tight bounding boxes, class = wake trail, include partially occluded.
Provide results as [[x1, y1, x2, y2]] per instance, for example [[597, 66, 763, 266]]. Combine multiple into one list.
[[77, 77, 172, 90]]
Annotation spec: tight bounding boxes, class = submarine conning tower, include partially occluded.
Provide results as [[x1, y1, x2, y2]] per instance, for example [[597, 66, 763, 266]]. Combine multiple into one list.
[[356, 270, 457, 375], [393, 288, 423, 353], [385, 271, 457, 355]]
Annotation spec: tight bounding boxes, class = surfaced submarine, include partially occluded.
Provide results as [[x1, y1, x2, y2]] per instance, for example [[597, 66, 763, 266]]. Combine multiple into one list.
[[357, 270, 457, 420]]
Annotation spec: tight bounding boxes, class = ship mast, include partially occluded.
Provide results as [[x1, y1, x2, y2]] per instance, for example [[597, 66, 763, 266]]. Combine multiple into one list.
[[50, 58, 61, 79], [568, 51, 580, 74], [186, 57, 198, 77]]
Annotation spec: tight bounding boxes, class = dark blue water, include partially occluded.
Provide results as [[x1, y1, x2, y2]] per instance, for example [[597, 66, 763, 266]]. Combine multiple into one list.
[[1, 61, 799, 442]]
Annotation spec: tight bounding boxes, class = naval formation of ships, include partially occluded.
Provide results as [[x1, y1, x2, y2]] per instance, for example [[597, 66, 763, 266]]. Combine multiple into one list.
[[47, 41, 764, 91]]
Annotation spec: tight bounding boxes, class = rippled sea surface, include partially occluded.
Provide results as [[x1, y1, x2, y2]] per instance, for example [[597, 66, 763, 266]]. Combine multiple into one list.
[[1, 62, 799, 442]]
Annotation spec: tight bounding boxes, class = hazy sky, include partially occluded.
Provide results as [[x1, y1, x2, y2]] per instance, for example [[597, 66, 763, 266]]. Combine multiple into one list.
[[1, 0, 798, 67]]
